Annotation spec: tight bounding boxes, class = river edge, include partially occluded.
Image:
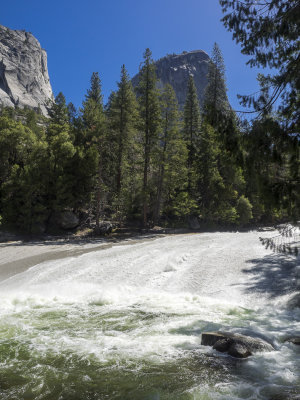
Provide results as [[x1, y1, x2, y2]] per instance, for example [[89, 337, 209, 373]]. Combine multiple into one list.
[[0, 225, 232, 282], [1, 228, 299, 308], [0, 232, 174, 282]]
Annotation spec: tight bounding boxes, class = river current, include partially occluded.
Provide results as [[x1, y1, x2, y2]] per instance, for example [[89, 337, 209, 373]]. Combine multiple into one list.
[[0, 232, 299, 399]]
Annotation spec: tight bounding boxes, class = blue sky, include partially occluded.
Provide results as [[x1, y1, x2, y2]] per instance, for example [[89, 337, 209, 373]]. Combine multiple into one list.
[[1, 0, 268, 112]]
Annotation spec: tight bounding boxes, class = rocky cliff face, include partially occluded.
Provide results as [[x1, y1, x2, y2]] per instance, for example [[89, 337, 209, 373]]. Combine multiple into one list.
[[0, 25, 53, 116], [132, 50, 210, 108]]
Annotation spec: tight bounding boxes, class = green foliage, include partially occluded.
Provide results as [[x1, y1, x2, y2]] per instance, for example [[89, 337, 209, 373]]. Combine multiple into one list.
[[203, 42, 229, 128], [48, 92, 69, 125], [153, 84, 189, 222], [236, 195, 253, 225], [197, 123, 224, 218], [220, 0, 300, 131], [169, 191, 198, 219], [44, 95, 76, 215], [219, 206, 238, 225], [0, 114, 49, 230], [243, 114, 299, 221], [183, 75, 201, 193], [81, 72, 107, 229], [0, 34, 297, 232], [199, 44, 247, 225], [107, 65, 140, 220], [136, 48, 161, 226]]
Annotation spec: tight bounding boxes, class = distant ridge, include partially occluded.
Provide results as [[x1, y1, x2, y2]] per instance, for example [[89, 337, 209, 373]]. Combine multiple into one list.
[[0, 25, 53, 116], [132, 50, 210, 108]]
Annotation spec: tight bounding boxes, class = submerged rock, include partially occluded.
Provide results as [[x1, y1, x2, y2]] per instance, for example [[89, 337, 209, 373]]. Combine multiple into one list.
[[212, 338, 231, 352], [202, 331, 274, 358], [284, 337, 300, 345], [287, 293, 300, 310], [227, 342, 252, 358]]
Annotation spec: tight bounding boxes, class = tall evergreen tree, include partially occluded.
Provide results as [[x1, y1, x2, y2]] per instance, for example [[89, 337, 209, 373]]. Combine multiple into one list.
[[183, 75, 201, 194], [153, 84, 188, 223], [220, 0, 300, 132], [197, 122, 224, 220], [203, 43, 242, 159], [107, 65, 139, 206], [45, 93, 76, 222], [0, 115, 47, 231], [136, 49, 161, 226], [220, 0, 300, 220], [48, 92, 69, 125], [81, 72, 106, 230], [203, 42, 229, 128], [243, 114, 299, 222]]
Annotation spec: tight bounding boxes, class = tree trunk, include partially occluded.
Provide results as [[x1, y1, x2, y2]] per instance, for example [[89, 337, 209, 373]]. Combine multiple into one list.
[[95, 146, 102, 231], [153, 163, 165, 224], [143, 140, 149, 227], [143, 66, 150, 228], [116, 106, 124, 195], [154, 114, 168, 224]]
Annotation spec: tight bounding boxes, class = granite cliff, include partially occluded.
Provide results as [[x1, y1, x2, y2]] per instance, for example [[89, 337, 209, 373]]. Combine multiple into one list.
[[132, 50, 210, 108], [0, 25, 53, 116]]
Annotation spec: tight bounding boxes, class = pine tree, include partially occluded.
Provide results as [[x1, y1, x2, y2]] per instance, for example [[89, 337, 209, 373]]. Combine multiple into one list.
[[48, 92, 69, 125], [197, 122, 224, 220], [203, 42, 229, 128], [153, 84, 188, 223], [81, 72, 106, 231], [0, 115, 47, 231], [220, 0, 300, 131], [201, 44, 247, 224], [183, 75, 201, 194], [136, 48, 161, 226], [107, 65, 139, 218], [243, 114, 299, 222], [220, 0, 300, 220], [45, 93, 76, 221]]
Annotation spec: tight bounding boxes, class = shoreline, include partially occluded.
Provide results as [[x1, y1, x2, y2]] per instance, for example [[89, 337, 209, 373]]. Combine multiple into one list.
[[0, 232, 171, 282], [1, 226, 298, 292], [0, 226, 233, 282]]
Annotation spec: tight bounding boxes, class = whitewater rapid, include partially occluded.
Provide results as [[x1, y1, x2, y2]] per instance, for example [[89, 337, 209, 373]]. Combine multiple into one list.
[[0, 231, 299, 399]]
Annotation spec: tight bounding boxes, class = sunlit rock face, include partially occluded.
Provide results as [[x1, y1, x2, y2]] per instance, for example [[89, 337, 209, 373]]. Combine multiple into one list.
[[132, 50, 210, 108], [0, 25, 53, 116]]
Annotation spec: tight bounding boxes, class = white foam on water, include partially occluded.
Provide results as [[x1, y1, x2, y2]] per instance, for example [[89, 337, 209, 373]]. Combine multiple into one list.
[[0, 231, 299, 399]]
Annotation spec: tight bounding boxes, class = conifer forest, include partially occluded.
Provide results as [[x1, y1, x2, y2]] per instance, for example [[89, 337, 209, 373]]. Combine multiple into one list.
[[0, 1, 299, 236]]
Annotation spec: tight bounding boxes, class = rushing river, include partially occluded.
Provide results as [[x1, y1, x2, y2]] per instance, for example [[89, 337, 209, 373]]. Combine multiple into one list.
[[0, 232, 299, 400]]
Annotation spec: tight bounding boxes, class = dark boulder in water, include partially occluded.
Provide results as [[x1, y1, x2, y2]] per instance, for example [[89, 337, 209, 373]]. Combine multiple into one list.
[[287, 293, 300, 310], [227, 342, 252, 358], [201, 331, 274, 358], [284, 337, 300, 345]]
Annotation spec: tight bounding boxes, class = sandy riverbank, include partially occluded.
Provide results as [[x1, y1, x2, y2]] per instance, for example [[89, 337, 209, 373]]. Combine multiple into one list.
[[0, 233, 167, 282], [1, 229, 298, 302]]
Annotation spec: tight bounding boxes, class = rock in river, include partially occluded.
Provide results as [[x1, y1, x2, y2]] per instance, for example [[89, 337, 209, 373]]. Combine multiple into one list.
[[201, 331, 274, 358], [284, 337, 300, 346]]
